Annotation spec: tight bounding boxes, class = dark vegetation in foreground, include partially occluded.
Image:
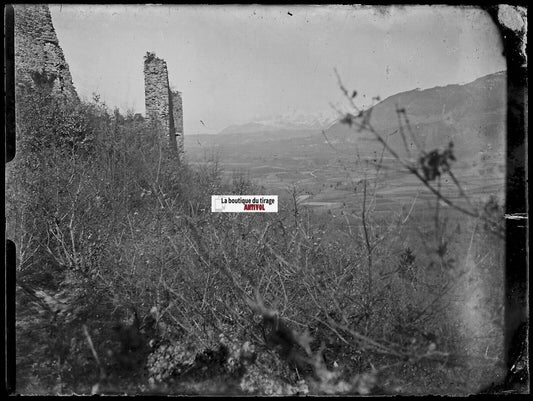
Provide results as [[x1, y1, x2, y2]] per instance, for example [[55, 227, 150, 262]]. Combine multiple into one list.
[[7, 76, 511, 395]]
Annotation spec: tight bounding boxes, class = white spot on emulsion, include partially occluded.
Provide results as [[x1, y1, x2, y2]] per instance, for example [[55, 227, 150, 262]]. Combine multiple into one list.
[[497, 5, 526, 32], [497, 5, 527, 65]]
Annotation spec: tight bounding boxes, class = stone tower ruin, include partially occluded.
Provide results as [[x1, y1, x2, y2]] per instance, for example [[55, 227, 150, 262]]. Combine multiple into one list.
[[14, 4, 78, 100], [171, 90, 184, 154], [144, 52, 184, 155]]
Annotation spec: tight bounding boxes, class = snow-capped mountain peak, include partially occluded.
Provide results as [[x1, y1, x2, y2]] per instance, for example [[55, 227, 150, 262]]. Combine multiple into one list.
[[253, 108, 338, 130], [218, 109, 339, 135]]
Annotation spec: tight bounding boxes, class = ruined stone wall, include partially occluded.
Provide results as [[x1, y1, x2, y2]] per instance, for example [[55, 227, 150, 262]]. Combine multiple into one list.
[[14, 4, 78, 100], [144, 53, 171, 134], [144, 52, 184, 155], [171, 90, 184, 154]]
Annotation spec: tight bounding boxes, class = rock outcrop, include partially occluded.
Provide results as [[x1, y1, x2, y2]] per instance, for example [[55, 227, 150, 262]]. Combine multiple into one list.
[[14, 4, 78, 100]]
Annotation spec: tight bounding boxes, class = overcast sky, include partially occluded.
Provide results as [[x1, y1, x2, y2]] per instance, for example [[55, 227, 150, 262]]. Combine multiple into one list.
[[49, 5, 505, 135]]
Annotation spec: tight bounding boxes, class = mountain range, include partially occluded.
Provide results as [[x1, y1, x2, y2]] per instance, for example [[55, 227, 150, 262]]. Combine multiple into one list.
[[218, 109, 337, 135], [215, 71, 506, 161], [188, 71, 506, 168]]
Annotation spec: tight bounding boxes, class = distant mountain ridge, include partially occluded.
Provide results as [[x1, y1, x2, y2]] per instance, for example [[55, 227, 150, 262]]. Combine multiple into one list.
[[325, 71, 506, 159], [218, 122, 279, 135], [191, 71, 506, 170], [217, 71, 506, 154], [218, 109, 337, 135]]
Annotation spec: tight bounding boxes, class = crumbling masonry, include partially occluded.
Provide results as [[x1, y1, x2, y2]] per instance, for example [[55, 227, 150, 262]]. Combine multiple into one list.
[[144, 52, 184, 155], [14, 4, 78, 100]]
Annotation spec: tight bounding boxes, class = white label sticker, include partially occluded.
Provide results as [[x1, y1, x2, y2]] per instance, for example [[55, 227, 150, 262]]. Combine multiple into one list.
[[211, 195, 278, 213]]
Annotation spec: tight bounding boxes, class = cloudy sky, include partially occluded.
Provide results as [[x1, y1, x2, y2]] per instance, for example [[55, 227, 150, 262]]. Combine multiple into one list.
[[49, 5, 505, 135]]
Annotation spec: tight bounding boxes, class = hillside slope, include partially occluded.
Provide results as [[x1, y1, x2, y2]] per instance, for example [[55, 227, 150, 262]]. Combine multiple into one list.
[[325, 71, 506, 160]]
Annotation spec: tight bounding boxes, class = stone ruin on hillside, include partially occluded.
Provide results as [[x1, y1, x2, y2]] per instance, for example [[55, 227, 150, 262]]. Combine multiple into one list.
[[14, 4, 78, 100], [14, 7, 185, 156], [144, 52, 184, 156]]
